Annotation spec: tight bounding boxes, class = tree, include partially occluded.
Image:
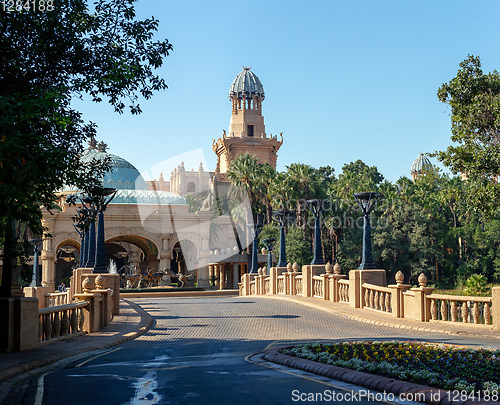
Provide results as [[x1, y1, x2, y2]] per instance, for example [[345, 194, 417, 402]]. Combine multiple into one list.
[[0, 0, 172, 296], [435, 55, 500, 217]]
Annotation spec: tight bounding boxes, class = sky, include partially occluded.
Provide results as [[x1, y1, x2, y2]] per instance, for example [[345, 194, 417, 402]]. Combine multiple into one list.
[[74, 0, 500, 183]]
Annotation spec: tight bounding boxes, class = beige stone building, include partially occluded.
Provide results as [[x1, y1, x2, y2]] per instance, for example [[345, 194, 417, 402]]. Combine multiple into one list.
[[39, 67, 280, 292]]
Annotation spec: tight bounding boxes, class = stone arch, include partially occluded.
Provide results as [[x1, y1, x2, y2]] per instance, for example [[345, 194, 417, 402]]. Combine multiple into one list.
[[187, 181, 196, 193]]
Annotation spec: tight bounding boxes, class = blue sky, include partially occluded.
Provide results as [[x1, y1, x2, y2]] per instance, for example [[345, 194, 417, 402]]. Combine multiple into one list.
[[74, 0, 500, 183]]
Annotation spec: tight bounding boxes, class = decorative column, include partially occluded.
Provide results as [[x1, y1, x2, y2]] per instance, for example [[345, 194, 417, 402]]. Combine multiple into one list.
[[247, 213, 264, 273], [263, 238, 276, 271], [273, 209, 294, 267], [41, 218, 56, 291], [306, 200, 325, 265], [93, 188, 117, 273], [353, 192, 379, 270], [233, 263, 239, 289], [28, 239, 43, 287]]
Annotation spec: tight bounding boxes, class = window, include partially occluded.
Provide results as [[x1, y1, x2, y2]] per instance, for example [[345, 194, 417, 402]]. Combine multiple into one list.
[[247, 125, 254, 137]]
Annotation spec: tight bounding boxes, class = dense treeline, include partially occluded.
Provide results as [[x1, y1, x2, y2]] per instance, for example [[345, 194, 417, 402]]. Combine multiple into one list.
[[221, 153, 500, 289]]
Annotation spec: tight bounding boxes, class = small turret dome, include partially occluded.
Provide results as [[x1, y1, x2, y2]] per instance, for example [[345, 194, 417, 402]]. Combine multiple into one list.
[[411, 153, 432, 175], [229, 67, 265, 100]]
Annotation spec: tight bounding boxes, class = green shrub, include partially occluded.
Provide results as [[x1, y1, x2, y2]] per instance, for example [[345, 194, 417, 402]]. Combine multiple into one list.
[[463, 274, 491, 296]]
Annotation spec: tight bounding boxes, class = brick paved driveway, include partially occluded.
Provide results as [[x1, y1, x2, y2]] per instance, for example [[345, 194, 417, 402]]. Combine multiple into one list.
[[130, 296, 432, 344]]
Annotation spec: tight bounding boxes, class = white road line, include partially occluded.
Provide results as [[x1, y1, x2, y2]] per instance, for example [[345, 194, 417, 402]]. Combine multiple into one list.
[[34, 372, 49, 405], [75, 347, 122, 368]]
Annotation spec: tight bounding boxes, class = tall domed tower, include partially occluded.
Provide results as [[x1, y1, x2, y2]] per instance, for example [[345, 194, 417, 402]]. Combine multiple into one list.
[[213, 67, 283, 174]]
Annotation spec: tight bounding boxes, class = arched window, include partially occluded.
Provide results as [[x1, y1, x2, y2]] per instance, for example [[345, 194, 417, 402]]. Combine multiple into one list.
[[187, 182, 196, 193]]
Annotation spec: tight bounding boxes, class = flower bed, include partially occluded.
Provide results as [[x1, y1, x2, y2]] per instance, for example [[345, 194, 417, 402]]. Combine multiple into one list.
[[280, 341, 500, 393]]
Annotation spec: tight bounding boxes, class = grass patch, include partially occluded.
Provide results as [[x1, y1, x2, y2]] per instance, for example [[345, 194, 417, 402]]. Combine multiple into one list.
[[280, 341, 500, 393]]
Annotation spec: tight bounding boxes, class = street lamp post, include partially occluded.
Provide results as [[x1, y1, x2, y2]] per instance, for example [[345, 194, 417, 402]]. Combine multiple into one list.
[[92, 188, 117, 273], [263, 238, 276, 270], [273, 209, 294, 267], [306, 199, 325, 265], [354, 192, 379, 270], [28, 238, 43, 287], [247, 213, 264, 273], [80, 196, 97, 268]]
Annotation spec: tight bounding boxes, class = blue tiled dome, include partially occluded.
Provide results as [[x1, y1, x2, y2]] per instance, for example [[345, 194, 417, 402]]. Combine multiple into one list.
[[411, 153, 432, 174], [65, 141, 186, 205], [229, 67, 265, 100], [80, 146, 143, 190]]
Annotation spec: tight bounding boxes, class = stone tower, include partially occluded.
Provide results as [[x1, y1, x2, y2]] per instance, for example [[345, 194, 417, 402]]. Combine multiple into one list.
[[213, 67, 283, 174]]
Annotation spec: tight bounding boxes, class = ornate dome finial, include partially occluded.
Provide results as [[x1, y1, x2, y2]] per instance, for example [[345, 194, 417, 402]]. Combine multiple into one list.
[[97, 141, 108, 152], [229, 68, 265, 101]]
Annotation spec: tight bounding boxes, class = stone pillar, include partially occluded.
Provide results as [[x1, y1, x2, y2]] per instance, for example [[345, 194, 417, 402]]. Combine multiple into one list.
[[269, 267, 280, 295], [492, 287, 500, 330], [233, 263, 239, 289], [41, 223, 56, 292], [219, 264, 226, 290], [301, 265, 325, 298], [388, 284, 412, 318], [0, 297, 39, 352], [74, 292, 102, 333], [23, 286, 49, 309], [348, 269, 387, 308]]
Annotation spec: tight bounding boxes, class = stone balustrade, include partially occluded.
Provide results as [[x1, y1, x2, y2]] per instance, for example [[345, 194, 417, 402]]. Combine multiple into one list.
[[45, 291, 70, 308], [39, 301, 88, 344], [239, 263, 500, 329], [362, 283, 392, 314], [428, 294, 492, 324]]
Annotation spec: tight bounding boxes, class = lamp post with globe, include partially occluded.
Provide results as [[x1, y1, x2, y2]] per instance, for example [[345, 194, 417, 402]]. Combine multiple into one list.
[[28, 238, 43, 287], [272, 209, 295, 267], [353, 192, 379, 270], [306, 199, 325, 265], [92, 188, 117, 273]]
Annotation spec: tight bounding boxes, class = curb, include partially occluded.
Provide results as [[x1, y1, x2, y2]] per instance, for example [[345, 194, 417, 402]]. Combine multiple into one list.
[[260, 295, 500, 341], [0, 299, 153, 383], [262, 349, 500, 405]]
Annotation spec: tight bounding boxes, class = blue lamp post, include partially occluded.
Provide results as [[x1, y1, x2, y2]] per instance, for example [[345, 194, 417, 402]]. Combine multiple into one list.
[[263, 238, 276, 270], [354, 192, 379, 270], [273, 209, 294, 267], [80, 196, 97, 268], [92, 188, 117, 273], [306, 199, 325, 265], [28, 238, 43, 287], [247, 213, 264, 273]]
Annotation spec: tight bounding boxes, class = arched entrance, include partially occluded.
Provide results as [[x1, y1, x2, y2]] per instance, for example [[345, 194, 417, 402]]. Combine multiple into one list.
[[105, 234, 159, 273], [54, 241, 80, 287]]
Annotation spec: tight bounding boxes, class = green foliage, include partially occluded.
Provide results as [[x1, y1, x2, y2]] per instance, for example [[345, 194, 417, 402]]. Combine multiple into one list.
[[0, 0, 171, 296], [435, 55, 500, 218], [463, 274, 491, 296], [285, 225, 312, 268]]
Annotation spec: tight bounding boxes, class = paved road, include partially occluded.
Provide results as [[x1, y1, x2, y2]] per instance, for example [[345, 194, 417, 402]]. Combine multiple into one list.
[[4, 296, 498, 405]]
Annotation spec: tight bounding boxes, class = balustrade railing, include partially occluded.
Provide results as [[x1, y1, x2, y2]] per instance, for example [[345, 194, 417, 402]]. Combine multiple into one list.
[[46, 291, 70, 307], [428, 294, 492, 325], [39, 301, 88, 344], [295, 275, 303, 296], [362, 283, 392, 314], [239, 266, 500, 330], [313, 275, 323, 299], [338, 279, 349, 303], [264, 277, 270, 295], [277, 275, 285, 294]]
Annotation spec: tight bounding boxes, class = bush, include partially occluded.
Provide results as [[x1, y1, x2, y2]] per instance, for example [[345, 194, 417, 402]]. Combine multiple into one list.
[[463, 274, 491, 296]]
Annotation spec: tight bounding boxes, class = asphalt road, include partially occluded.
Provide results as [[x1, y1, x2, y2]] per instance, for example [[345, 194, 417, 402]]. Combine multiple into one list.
[[4, 296, 498, 405]]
